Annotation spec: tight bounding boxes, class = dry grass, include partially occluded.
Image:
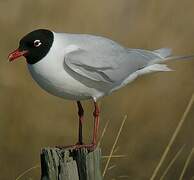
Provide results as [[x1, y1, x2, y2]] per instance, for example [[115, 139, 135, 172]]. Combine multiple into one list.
[[102, 115, 127, 178], [98, 118, 110, 148], [179, 147, 194, 180], [150, 93, 194, 180], [159, 144, 185, 180], [15, 164, 40, 180], [102, 155, 127, 159]]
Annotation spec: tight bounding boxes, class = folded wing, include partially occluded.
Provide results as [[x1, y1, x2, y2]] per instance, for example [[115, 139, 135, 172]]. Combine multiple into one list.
[[63, 35, 165, 84]]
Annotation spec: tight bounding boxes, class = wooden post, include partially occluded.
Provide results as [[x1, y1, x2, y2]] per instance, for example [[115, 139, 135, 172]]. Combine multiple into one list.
[[40, 147, 102, 180]]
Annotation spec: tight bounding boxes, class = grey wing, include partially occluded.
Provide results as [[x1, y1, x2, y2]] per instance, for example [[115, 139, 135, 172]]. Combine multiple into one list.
[[64, 49, 117, 83], [63, 36, 163, 84]]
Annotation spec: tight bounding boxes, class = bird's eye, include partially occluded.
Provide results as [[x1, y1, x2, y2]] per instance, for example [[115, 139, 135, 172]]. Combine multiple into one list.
[[34, 40, 42, 47]]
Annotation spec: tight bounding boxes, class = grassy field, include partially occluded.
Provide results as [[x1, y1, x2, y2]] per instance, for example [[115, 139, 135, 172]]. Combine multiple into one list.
[[1, 0, 194, 179]]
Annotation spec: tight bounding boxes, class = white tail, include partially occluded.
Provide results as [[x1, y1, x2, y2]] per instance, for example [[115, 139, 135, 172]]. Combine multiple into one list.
[[137, 64, 173, 76]]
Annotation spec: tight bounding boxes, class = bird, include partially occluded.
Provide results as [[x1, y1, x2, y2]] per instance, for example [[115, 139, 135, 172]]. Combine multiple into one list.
[[8, 29, 192, 150]]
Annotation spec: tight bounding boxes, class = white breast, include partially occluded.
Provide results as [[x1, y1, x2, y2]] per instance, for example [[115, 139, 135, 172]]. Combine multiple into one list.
[[27, 33, 103, 100]]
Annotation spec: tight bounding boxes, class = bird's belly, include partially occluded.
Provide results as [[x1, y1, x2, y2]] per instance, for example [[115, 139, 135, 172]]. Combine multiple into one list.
[[28, 65, 102, 100]]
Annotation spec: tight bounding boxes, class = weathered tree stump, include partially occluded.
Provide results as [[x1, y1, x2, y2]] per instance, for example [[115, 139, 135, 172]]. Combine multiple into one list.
[[41, 147, 102, 180]]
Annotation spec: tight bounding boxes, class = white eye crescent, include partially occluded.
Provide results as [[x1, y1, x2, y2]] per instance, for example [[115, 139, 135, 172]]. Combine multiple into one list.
[[34, 39, 42, 47]]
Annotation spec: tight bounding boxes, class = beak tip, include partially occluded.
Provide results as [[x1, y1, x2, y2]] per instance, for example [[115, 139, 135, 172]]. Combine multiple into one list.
[[7, 49, 28, 62], [8, 55, 13, 62]]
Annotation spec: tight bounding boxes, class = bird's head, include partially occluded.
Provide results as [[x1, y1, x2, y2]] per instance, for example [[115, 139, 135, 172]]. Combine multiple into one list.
[[8, 29, 54, 64]]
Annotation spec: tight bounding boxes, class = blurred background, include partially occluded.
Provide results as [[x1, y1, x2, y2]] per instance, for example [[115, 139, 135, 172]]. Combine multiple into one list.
[[1, 0, 194, 179]]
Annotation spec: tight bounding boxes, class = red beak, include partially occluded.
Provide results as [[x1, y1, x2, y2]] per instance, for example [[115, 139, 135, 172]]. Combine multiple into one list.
[[8, 49, 28, 62]]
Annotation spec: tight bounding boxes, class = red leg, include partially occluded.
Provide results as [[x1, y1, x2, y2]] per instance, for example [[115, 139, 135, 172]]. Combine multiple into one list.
[[77, 101, 84, 145], [56, 100, 100, 151], [92, 101, 100, 147]]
